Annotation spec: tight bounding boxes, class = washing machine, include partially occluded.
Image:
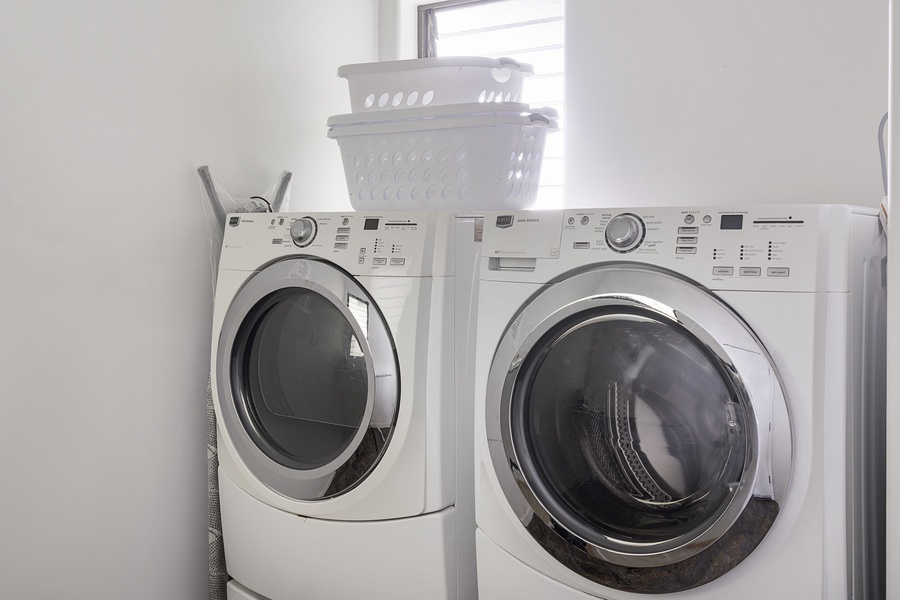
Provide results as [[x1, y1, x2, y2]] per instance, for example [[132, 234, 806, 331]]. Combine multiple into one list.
[[211, 211, 481, 600], [473, 205, 886, 599]]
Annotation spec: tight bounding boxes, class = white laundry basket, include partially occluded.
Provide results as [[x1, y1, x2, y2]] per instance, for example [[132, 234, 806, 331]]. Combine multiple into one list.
[[327, 103, 558, 211], [338, 57, 534, 112]]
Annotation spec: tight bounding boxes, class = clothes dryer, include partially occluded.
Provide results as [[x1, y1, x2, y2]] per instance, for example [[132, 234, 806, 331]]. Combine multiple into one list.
[[473, 205, 886, 598], [211, 211, 481, 600]]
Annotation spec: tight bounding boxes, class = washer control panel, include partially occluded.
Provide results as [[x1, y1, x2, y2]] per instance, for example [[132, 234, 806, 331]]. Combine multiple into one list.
[[564, 208, 820, 279], [221, 211, 451, 277], [604, 213, 646, 253], [289, 216, 318, 247], [482, 205, 862, 291]]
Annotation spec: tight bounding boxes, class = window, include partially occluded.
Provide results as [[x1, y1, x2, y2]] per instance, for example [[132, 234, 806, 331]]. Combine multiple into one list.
[[418, 0, 565, 208]]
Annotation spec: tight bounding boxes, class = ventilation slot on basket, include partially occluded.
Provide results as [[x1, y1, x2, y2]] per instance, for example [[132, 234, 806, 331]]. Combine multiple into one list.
[[352, 145, 475, 206], [478, 90, 521, 103], [364, 90, 436, 109], [504, 144, 543, 201]]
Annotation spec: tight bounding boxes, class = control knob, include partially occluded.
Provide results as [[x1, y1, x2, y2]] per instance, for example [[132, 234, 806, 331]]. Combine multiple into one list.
[[605, 213, 645, 253], [290, 217, 317, 247]]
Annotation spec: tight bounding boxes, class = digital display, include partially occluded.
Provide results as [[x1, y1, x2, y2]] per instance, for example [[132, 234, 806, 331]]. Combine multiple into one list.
[[720, 215, 744, 230], [495, 215, 514, 228], [364, 218, 379, 231]]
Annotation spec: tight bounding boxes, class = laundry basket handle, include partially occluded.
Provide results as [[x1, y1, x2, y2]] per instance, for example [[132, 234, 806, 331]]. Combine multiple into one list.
[[498, 57, 524, 70]]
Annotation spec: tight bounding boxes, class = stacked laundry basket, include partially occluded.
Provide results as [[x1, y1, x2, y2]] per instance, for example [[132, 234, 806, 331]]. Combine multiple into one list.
[[327, 56, 558, 210]]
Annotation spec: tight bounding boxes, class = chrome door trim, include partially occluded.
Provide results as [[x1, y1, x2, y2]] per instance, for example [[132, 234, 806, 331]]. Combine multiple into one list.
[[217, 258, 399, 501], [485, 263, 790, 572]]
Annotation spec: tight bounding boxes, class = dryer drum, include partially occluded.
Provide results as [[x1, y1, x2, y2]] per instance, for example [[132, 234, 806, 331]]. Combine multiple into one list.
[[217, 257, 400, 502], [233, 287, 370, 471]]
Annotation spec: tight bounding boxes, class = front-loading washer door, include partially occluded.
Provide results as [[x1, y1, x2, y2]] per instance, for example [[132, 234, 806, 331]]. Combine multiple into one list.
[[217, 258, 399, 501], [485, 264, 790, 594]]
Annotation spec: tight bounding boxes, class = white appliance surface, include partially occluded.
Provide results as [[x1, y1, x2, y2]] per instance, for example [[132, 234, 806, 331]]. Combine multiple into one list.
[[221, 473, 457, 600], [211, 211, 481, 600], [227, 579, 270, 600], [473, 205, 886, 599]]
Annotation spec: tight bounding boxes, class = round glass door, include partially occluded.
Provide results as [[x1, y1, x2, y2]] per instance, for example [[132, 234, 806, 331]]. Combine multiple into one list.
[[233, 287, 369, 471], [486, 265, 789, 593], [217, 258, 399, 501], [513, 307, 749, 552]]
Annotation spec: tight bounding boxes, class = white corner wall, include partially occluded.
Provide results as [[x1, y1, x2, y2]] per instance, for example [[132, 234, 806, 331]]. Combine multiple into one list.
[[0, 1, 376, 598], [566, 0, 888, 208]]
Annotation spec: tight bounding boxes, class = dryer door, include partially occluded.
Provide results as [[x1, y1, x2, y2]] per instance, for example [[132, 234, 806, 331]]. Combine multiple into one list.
[[217, 258, 399, 501], [486, 264, 790, 593]]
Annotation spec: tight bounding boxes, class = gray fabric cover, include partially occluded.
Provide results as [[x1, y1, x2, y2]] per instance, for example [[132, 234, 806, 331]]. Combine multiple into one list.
[[209, 197, 272, 600], [208, 375, 227, 600]]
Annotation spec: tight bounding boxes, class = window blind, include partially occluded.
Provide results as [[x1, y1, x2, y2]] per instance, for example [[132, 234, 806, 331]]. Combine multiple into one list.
[[418, 0, 565, 208]]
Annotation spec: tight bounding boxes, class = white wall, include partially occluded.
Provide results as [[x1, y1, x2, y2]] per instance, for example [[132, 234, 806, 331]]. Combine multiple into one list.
[[0, 1, 376, 597], [380, 0, 420, 60], [566, 0, 888, 208]]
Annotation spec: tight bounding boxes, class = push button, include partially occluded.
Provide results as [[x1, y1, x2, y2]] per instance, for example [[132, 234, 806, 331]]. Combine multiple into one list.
[[676, 247, 697, 254], [713, 266, 734, 276], [767, 267, 790, 277], [740, 267, 761, 276], [372, 257, 387, 265], [390, 258, 406, 266]]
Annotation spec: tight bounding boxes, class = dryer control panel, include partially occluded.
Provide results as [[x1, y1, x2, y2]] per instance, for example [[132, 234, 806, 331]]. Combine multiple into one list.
[[219, 211, 454, 277], [483, 205, 877, 292]]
